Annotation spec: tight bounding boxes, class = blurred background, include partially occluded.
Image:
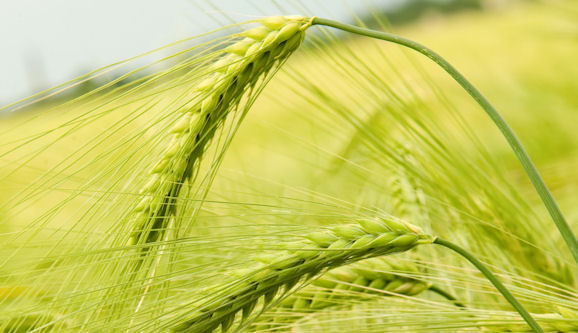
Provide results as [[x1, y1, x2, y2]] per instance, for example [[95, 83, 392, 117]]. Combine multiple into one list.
[[1, 0, 494, 105]]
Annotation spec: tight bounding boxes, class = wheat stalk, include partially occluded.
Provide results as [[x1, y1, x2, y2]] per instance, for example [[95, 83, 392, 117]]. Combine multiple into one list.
[[170, 217, 433, 332], [129, 16, 314, 248], [311, 17, 578, 267]]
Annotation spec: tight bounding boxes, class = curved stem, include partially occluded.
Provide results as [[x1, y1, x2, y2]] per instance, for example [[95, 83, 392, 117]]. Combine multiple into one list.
[[428, 285, 465, 308], [434, 238, 543, 333], [311, 17, 578, 264]]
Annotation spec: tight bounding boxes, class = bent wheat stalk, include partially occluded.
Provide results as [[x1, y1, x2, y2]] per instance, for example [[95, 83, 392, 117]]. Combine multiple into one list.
[[170, 217, 433, 332], [434, 238, 543, 333], [129, 16, 314, 249], [310, 17, 578, 265]]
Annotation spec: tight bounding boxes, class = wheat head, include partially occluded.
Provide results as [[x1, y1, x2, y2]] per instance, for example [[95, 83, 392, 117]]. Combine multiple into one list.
[[249, 257, 430, 331], [129, 16, 314, 247], [279, 257, 430, 311], [170, 217, 433, 332]]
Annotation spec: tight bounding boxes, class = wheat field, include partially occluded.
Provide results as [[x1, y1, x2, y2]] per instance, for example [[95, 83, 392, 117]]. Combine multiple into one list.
[[0, 1, 577, 332]]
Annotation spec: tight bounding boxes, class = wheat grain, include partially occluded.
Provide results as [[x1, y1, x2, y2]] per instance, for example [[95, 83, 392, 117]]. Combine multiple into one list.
[[170, 217, 433, 332], [129, 16, 314, 247]]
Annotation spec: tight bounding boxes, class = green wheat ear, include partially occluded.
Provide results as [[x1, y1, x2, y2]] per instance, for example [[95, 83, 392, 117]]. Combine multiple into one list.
[[87, 15, 315, 327], [252, 257, 444, 331], [170, 217, 433, 333], [290, 257, 434, 307], [129, 16, 314, 250]]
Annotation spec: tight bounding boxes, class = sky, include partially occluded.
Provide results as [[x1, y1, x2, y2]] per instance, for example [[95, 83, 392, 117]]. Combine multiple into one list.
[[0, 0, 400, 105]]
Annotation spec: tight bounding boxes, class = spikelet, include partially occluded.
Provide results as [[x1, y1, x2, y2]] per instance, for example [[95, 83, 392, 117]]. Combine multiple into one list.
[[171, 217, 433, 332], [129, 16, 314, 247]]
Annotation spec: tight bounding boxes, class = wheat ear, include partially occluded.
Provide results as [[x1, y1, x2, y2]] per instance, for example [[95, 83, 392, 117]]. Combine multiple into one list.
[[251, 257, 429, 331], [128, 16, 314, 247], [255, 257, 463, 331], [170, 217, 433, 332], [279, 257, 431, 312]]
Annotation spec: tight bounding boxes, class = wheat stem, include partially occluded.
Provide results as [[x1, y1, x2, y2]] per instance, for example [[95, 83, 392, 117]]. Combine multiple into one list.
[[434, 238, 543, 333], [311, 17, 578, 265]]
